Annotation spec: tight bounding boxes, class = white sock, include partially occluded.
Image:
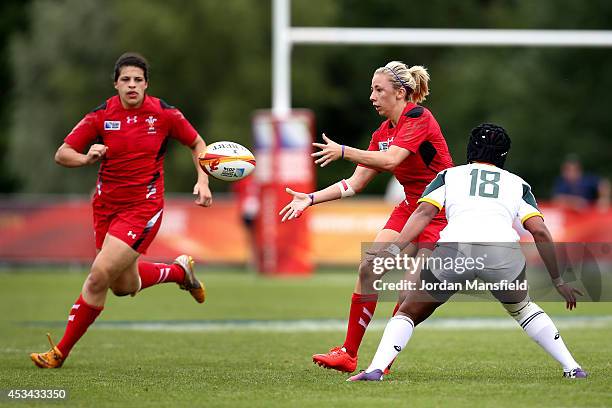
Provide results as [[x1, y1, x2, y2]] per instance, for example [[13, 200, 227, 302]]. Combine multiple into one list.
[[515, 303, 580, 371], [366, 315, 414, 373]]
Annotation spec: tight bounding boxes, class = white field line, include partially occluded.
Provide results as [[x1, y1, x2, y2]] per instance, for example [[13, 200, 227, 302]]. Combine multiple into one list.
[[85, 316, 612, 333]]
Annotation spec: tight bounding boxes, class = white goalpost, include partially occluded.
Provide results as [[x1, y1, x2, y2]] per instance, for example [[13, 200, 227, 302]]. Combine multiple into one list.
[[273, 0, 612, 115]]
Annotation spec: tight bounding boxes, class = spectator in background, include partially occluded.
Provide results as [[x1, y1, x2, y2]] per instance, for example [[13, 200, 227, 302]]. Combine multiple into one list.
[[553, 155, 610, 211]]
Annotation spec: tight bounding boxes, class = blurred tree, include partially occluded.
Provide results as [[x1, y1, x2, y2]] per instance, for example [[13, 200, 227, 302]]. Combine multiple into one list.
[[6, 0, 612, 198], [0, 0, 30, 193], [9, 0, 120, 193]]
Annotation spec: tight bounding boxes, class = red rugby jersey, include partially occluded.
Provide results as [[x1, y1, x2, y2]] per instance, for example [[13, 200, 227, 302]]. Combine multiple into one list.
[[65, 95, 198, 204], [366, 102, 454, 202]]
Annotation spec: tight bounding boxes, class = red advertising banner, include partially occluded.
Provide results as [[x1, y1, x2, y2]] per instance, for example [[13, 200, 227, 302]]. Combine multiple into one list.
[[0, 197, 248, 265], [0, 199, 98, 263], [0, 197, 610, 266]]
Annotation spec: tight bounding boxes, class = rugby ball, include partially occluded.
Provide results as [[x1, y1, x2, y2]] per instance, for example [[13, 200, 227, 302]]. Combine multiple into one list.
[[198, 141, 256, 181]]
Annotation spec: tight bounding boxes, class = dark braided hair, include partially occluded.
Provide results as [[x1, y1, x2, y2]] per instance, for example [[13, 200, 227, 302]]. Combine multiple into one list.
[[466, 123, 511, 168]]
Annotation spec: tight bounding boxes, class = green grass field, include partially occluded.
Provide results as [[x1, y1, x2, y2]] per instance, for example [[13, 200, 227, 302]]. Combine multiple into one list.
[[1, 269, 611, 407]]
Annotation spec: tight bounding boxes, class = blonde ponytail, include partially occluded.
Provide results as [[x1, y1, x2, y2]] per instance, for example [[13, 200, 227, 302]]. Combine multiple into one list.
[[407, 65, 430, 103]]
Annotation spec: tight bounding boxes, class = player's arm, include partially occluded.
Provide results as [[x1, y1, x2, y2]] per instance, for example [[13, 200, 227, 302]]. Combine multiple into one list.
[[57, 111, 105, 168], [55, 142, 107, 168], [523, 216, 560, 280], [190, 135, 212, 207], [312, 134, 410, 171], [280, 165, 378, 222], [523, 216, 583, 310]]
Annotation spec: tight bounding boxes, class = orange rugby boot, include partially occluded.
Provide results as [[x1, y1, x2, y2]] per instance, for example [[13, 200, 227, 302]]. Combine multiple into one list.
[[312, 346, 357, 373], [174, 255, 206, 303], [30, 333, 64, 369]]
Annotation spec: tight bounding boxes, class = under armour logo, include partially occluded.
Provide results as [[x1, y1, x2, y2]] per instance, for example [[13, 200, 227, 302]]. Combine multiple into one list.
[[126, 116, 138, 124], [127, 231, 137, 239], [394, 345, 402, 352], [554, 333, 560, 340]]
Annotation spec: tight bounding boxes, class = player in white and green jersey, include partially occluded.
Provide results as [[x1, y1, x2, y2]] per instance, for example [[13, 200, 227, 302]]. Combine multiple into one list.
[[349, 123, 587, 381], [419, 161, 541, 243]]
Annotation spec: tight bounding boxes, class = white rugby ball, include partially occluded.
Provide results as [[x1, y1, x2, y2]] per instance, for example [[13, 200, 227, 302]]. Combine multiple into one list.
[[198, 141, 256, 181]]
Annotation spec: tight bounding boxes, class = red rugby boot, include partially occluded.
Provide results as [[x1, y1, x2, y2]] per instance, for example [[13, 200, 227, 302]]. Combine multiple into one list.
[[312, 346, 357, 373]]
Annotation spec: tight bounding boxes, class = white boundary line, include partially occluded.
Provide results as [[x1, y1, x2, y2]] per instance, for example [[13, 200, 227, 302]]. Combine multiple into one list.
[[85, 316, 612, 332]]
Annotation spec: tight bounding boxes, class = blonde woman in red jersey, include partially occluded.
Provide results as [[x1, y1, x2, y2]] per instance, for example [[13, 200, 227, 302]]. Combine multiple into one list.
[[30, 53, 211, 368], [280, 61, 454, 373]]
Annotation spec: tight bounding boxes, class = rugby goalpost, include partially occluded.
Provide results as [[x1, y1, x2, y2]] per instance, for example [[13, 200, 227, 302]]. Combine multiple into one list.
[[272, 0, 612, 114]]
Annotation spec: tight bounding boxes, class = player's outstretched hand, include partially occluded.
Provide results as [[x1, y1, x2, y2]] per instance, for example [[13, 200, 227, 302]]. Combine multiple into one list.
[[193, 182, 213, 207], [312, 133, 342, 167], [556, 283, 584, 310], [279, 188, 311, 222], [85, 144, 108, 164]]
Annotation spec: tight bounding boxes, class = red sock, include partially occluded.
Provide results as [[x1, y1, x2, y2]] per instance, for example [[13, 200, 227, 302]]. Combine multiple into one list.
[[137, 262, 185, 291], [392, 302, 401, 316], [56, 294, 103, 357], [342, 293, 378, 357]]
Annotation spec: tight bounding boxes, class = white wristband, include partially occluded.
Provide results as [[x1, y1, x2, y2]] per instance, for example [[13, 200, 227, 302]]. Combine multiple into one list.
[[336, 179, 355, 198]]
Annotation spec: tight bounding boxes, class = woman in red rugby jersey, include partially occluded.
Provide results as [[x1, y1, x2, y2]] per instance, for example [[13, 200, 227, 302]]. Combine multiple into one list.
[[30, 53, 211, 368], [280, 61, 454, 373]]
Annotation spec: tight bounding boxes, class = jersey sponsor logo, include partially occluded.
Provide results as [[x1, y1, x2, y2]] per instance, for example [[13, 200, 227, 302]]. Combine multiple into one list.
[[104, 121, 121, 130], [126, 115, 137, 124], [378, 137, 393, 151], [146, 115, 158, 133]]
